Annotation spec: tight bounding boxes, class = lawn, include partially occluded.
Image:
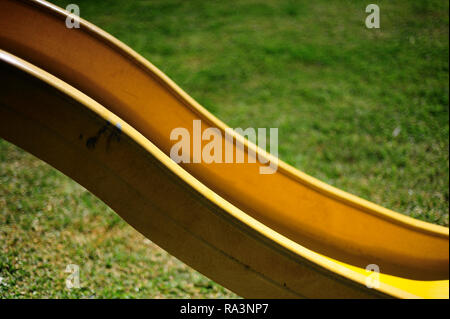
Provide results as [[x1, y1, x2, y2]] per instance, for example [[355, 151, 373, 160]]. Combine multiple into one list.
[[0, 0, 448, 298]]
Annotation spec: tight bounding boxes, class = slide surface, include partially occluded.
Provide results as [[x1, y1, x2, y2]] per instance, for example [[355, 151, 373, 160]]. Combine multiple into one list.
[[0, 0, 448, 298]]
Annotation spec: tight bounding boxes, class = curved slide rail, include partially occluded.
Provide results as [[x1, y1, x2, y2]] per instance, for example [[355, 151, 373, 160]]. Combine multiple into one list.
[[0, 0, 448, 298]]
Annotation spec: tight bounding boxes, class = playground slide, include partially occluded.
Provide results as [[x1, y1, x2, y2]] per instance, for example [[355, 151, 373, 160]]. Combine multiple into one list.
[[0, 0, 448, 298]]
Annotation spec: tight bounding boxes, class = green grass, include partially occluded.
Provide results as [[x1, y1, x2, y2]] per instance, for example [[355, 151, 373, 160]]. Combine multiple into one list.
[[1, 0, 448, 298]]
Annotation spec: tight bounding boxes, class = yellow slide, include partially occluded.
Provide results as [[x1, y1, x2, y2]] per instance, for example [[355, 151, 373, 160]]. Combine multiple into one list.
[[0, 0, 448, 298]]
